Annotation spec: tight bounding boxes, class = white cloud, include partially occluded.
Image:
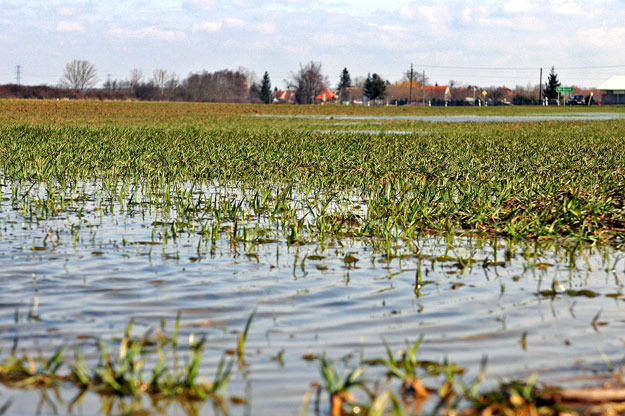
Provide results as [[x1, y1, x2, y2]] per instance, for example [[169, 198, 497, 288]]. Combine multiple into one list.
[[224, 17, 245, 28], [194, 17, 263, 33], [368, 22, 408, 33], [398, 6, 415, 19], [549, 0, 584, 16], [311, 33, 349, 47], [579, 26, 625, 49], [194, 21, 222, 32], [282, 44, 306, 55], [502, 0, 537, 14], [183, 0, 214, 10], [193, 17, 245, 33], [251, 39, 274, 49], [417, 5, 451, 37], [109, 26, 187, 42], [56, 21, 86, 33], [56, 7, 76, 16], [256, 22, 276, 34]]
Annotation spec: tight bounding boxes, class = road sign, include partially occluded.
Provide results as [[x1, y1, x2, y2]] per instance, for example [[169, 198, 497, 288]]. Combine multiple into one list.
[[556, 87, 574, 93], [482, 90, 487, 96]]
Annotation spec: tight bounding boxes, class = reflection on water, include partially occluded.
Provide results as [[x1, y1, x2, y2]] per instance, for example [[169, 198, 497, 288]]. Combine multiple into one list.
[[1, 178, 625, 414], [0, 386, 230, 416], [255, 112, 625, 122], [306, 129, 431, 135]]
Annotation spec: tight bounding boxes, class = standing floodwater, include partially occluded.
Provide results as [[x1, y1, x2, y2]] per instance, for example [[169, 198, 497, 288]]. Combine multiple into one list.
[[1, 102, 625, 414]]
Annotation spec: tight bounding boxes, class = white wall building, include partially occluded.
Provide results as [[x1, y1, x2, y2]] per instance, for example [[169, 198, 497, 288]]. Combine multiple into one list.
[[598, 75, 625, 105]]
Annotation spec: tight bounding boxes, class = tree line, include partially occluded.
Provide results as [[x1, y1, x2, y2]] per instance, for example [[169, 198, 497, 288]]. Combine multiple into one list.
[[50, 59, 418, 104], [1, 59, 574, 105]]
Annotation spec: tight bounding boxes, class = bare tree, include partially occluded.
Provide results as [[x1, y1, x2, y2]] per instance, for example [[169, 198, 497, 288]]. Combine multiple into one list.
[[128, 69, 143, 93], [152, 69, 169, 95], [287, 61, 328, 104], [59, 60, 98, 91], [166, 72, 179, 90], [181, 69, 248, 103], [401, 70, 428, 86], [352, 76, 366, 88], [237, 66, 258, 88]]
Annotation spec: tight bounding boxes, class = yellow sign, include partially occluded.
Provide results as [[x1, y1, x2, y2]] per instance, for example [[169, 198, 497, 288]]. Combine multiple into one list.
[[482, 91, 487, 96]]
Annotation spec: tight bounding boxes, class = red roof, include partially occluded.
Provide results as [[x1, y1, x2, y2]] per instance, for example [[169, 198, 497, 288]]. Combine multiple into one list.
[[275, 90, 295, 100], [315, 88, 337, 101], [424, 86, 448, 92]]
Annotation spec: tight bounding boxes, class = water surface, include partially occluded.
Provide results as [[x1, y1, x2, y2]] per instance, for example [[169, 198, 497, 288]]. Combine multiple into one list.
[[255, 112, 625, 122], [1, 179, 624, 415]]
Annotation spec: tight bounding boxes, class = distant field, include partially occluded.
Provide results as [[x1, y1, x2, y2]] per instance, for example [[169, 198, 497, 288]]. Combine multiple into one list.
[[2, 99, 625, 241], [0, 98, 623, 126]]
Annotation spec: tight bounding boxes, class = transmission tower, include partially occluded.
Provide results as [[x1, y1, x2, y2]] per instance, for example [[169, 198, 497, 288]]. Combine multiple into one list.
[[16, 65, 21, 85]]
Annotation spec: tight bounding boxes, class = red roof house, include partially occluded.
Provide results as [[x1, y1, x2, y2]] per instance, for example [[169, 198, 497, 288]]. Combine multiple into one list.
[[315, 88, 337, 102], [274, 89, 296, 104], [424, 85, 451, 101]]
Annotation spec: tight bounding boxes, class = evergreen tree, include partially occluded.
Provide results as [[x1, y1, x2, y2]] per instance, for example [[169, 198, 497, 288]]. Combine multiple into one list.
[[337, 68, 352, 102], [260, 71, 272, 104], [337, 68, 352, 91], [363, 73, 386, 101], [544, 66, 561, 100], [249, 82, 261, 103]]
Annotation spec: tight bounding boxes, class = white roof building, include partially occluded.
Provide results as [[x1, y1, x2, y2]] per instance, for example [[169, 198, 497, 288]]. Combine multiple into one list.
[[598, 75, 625, 105]]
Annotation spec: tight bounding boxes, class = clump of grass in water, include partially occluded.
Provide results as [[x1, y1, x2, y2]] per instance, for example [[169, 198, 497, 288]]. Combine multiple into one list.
[[318, 354, 364, 416], [382, 337, 429, 400], [236, 310, 255, 363], [0, 315, 235, 408], [459, 375, 567, 416], [0, 329, 620, 415]]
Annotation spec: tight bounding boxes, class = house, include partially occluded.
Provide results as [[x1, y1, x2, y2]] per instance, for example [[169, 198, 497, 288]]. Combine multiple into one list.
[[598, 75, 625, 105], [340, 86, 364, 105], [423, 85, 451, 103], [273, 89, 296, 104], [315, 88, 337, 103], [452, 87, 478, 104], [499, 86, 514, 104]]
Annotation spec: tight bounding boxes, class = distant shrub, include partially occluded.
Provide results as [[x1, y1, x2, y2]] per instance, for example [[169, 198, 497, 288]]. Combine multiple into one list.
[[512, 93, 538, 105]]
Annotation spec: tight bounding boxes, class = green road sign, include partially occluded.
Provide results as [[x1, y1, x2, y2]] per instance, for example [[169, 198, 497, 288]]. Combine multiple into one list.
[[556, 87, 574, 93]]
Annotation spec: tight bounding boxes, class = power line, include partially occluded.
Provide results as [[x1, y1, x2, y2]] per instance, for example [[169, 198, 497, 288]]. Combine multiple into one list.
[[412, 63, 625, 71]]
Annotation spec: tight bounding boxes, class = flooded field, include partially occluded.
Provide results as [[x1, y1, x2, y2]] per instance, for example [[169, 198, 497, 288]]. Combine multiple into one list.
[[255, 112, 625, 122], [1, 101, 625, 415]]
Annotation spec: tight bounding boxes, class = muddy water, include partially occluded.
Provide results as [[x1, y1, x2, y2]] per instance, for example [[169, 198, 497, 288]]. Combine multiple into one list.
[[1, 181, 625, 415]]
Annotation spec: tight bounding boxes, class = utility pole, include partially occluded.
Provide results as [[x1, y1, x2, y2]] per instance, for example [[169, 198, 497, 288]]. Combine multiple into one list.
[[422, 70, 426, 104], [15, 65, 21, 85], [539, 67, 543, 104], [408, 64, 414, 105]]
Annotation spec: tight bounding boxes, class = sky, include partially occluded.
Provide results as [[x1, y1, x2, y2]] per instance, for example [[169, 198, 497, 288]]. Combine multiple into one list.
[[1, 0, 625, 89]]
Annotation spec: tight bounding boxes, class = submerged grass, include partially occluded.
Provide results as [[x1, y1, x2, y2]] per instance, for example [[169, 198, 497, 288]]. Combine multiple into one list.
[[0, 317, 234, 405], [3, 114, 625, 248], [5, 320, 619, 416]]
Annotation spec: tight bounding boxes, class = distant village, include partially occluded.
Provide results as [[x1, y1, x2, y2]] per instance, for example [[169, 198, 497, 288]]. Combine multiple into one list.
[[2, 60, 625, 106], [276, 74, 625, 107]]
